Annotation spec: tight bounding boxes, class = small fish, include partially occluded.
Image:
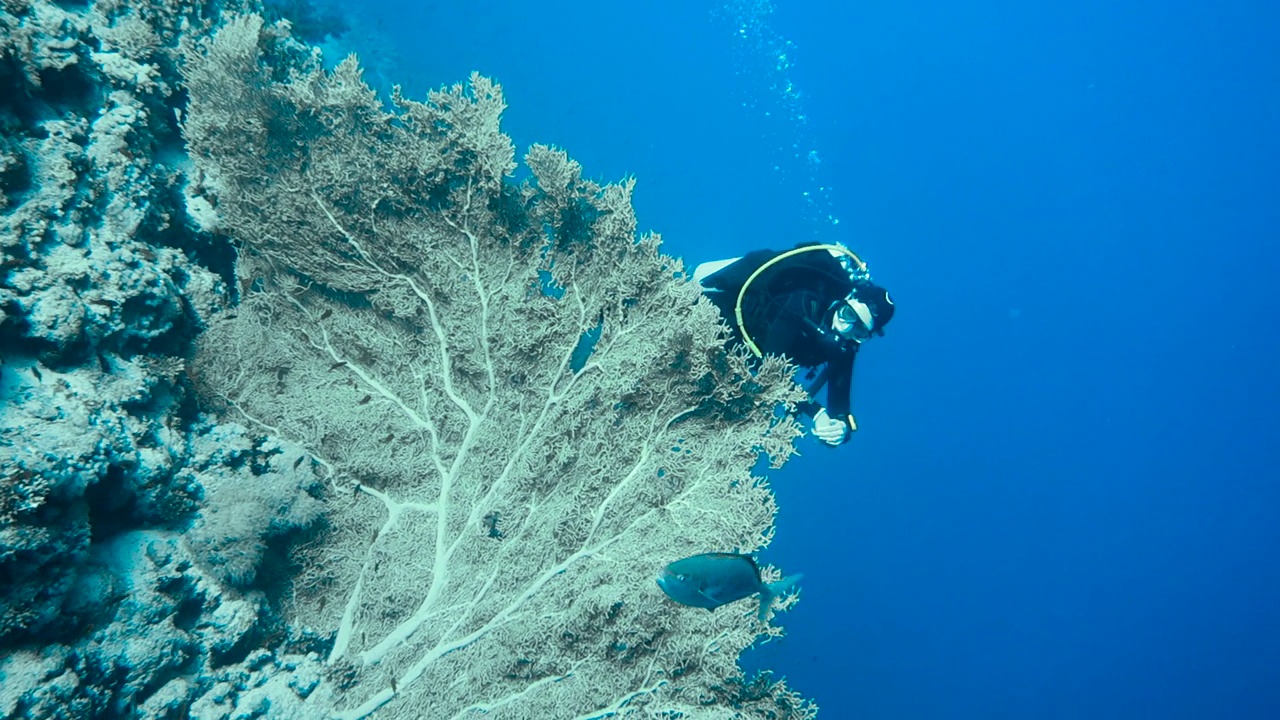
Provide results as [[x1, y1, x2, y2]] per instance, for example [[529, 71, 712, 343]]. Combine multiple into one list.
[[656, 552, 802, 621]]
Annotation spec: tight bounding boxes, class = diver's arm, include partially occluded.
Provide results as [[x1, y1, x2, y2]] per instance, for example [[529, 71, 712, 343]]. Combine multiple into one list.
[[796, 399, 822, 417], [795, 349, 855, 421], [824, 346, 858, 428], [766, 293, 850, 419]]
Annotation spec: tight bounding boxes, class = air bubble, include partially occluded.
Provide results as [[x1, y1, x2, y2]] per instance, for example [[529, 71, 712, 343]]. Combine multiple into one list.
[[714, 0, 843, 229]]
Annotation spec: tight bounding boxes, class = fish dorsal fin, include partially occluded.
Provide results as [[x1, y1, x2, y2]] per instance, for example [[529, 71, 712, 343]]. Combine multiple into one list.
[[707, 552, 763, 585], [703, 552, 756, 565]]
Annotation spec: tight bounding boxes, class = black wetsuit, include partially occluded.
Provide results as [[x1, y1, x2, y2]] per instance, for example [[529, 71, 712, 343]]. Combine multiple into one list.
[[700, 244, 861, 420]]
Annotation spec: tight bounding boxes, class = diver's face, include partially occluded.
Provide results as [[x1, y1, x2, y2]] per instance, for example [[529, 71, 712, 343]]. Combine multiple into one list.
[[832, 299, 874, 340]]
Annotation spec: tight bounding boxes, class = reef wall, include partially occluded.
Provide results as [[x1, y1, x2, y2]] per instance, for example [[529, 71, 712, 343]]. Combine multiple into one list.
[[0, 1, 817, 717]]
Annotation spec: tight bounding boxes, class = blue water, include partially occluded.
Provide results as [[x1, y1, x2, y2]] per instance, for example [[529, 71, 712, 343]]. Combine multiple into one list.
[[333, 1, 1280, 716]]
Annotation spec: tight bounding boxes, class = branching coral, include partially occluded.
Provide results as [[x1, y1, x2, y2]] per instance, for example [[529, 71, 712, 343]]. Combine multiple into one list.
[[182, 13, 815, 720]]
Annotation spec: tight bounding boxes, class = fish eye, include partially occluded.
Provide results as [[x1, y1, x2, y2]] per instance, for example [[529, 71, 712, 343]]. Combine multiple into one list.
[[676, 574, 687, 582]]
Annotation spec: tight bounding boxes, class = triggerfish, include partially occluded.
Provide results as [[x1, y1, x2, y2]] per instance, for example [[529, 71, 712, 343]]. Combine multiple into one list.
[[656, 552, 803, 621]]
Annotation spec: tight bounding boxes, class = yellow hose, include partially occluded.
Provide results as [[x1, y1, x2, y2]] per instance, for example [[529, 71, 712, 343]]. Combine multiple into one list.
[[734, 244, 866, 357]]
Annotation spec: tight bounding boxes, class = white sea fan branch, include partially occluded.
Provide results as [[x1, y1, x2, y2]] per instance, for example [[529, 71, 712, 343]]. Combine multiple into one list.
[[182, 13, 814, 720]]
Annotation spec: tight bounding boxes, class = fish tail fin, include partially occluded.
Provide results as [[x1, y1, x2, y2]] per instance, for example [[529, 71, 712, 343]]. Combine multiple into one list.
[[757, 573, 804, 621]]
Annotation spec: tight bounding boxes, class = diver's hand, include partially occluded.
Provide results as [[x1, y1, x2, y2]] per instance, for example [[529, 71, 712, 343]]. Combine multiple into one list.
[[812, 408, 850, 446]]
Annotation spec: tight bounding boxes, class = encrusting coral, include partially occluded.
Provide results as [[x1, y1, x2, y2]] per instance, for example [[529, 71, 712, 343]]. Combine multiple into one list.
[[1, 0, 818, 717]]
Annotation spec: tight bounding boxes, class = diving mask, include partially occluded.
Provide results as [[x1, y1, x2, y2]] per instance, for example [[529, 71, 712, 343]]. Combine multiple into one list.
[[831, 297, 874, 340]]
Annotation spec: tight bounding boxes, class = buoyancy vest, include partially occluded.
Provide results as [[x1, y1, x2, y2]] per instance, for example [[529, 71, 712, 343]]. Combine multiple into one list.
[[701, 243, 867, 358]]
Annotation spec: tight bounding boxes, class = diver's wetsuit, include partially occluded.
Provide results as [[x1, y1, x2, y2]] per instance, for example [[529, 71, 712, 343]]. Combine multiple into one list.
[[699, 243, 862, 420]]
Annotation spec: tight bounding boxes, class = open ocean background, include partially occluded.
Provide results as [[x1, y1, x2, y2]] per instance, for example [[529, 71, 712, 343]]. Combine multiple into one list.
[[324, 1, 1280, 717]]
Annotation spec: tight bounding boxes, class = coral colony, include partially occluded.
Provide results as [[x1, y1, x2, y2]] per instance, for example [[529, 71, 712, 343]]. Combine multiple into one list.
[[1, 2, 812, 717]]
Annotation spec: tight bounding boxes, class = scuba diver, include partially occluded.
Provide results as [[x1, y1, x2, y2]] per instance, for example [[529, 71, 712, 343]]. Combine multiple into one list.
[[693, 242, 894, 446]]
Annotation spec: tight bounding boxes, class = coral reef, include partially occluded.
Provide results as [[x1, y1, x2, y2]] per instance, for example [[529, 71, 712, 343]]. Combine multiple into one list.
[[0, 0, 234, 653], [0, 0, 817, 717]]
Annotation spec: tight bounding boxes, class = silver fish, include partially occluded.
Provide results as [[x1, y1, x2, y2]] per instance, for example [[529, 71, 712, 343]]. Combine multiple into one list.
[[656, 552, 803, 621]]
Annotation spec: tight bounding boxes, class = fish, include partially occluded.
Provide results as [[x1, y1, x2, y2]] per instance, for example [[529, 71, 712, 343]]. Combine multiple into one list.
[[656, 552, 803, 621]]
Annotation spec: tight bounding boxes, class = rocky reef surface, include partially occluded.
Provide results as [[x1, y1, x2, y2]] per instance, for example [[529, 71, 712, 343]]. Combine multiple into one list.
[[1, 1, 334, 716], [0, 1, 816, 718]]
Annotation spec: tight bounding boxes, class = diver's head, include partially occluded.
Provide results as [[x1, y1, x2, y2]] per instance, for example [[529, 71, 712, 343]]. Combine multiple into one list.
[[832, 297, 875, 340], [831, 283, 894, 341]]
